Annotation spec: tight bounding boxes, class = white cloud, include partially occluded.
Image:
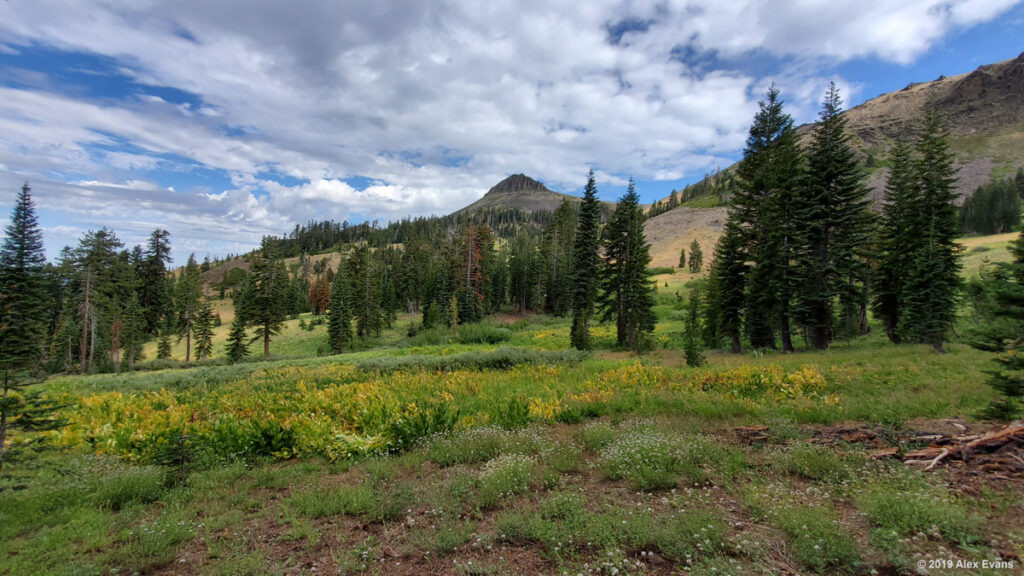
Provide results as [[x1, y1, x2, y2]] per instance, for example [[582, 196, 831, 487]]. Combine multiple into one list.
[[0, 0, 1018, 260]]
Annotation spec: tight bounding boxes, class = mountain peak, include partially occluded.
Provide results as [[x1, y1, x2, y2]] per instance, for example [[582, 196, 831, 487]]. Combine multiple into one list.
[[487, 174, 551, 195], [453, 173, 575, 215]]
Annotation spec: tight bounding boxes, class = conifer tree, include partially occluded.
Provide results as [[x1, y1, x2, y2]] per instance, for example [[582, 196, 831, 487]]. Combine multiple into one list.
[[0, 183, 49, 374], [678, 247, 686, 269], [968, 231, 1024, 418], [541, 200, 577, 315], [224, 314, 249, 364], [733, 86, 803, 351], [598, 179, 657, 352], [570, 169, 602, 350], [683, 289, 705, 367], [707, 219, 746, 353], [797, 83, 872, 349], [902, 112, 961, 352], [157, 317, 173, 359], [193, 300, 214, 361], [348, 244, 383, 338], [119, 292, 146, 369], [327, 256, 354, 353], [140, 229, 172, 333], [243, 238, 290, 356], [175, 253, 204, 362], [872, 138, 916, 344], [0, 183, 62, 470], [688, 240, 703, 273]]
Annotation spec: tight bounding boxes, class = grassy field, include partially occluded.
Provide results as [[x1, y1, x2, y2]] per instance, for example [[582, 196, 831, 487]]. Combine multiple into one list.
[[2, 232, 1021, 575]]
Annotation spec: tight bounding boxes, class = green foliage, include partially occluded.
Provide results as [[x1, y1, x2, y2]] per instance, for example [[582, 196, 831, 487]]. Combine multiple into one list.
[[0, 183, 49, 372], [797, 83, 873, 348], [967, 231, 1024, 418], [732, 85, 804, 351], [688, 238, 703, 273], [327, 254, 354, 353], [192, 300, 215, 361], [289, 483, 377, 518], [598, 179, 657, 352], [425, 426, 507, 466], [684, 289, 706, 367], [224, 308, 249, 364], [174, 254, 204, 362], [571, 169, 602, 350], [960, 178, 1020, 234], [478, 453, 537, 508], [747, 485, 861, 574], [872, 138, 916, 344], [240, 238, 290, 356], [706, 219, 746, 352], [902, 112, 962, 352], [646, 266, 675, 276], [355, 347, 588, 374], [598, 428, 686, 491], [857, 477, 978, 544], [773, 443, 854, 482]]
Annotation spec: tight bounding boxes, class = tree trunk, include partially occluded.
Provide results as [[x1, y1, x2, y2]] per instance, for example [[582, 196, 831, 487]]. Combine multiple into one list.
[[780, 312, 795, 352], [185, 325, 192, 363], [730, 333, 741, 354], [264, 322, 271, 357]]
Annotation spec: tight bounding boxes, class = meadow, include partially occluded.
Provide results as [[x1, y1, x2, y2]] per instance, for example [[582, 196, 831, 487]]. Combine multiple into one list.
[[2, 237, 1022, 576]]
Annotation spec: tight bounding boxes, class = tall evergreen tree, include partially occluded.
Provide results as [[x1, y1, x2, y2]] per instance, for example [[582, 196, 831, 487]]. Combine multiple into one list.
[[871, 138, 916, 344], [540, 200, 577, 316], [733, 86, 803, 351], [683, 289, 705, 367], [687, 239, 703, 273], [140, 229, 172, 333], [242, 238, 290, 356], [678, 246, 686, 269], [598, 179, 657, 352], [902, 112, 962, 352], [570, 169, 602, 350], [175, 253, 204, 362], [348, 244, 382, 338], [192, 299, 214, 361], [0, 183, 49, 373], [119, 292, 146, 369], [327, 256, 354, 353], [707, 219, 747, 353], [0, 183, 61, 470], [797, 83, 872, 349]]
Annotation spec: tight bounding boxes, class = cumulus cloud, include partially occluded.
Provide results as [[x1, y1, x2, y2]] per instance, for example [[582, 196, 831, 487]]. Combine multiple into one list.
[[0, 0, 1018, 260]]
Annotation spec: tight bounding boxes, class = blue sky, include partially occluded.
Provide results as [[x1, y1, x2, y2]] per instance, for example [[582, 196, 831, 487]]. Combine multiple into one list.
[[1, 0, 1022, 262]]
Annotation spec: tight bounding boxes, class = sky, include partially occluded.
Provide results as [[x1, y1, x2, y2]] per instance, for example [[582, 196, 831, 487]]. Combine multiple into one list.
[[1, 0, 1022, 263]]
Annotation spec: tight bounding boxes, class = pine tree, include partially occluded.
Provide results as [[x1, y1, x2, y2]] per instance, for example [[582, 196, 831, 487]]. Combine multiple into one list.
[[243, 238, 290, 356], [348, 244, 382, 338], [570, 169, 602, 350], [119, 292, 146, 369], [683, 289, 705, 367], [733, 86, 803, 351], [327, 256, 354, 353], [224, 315, 249, 363], [872, 138, 916, 344], [157, 317, 173, 360], [678, 247, 686, 269], [541, 201, 577, 316], [457, 225, 486, 323], [140, 229, 172, 333], [687, 240, 703, 273], [707, 219, 746, 353], [175, 254, 203, 362], [797, 83, 872, 349], [598, 179, 657, 352], [193, 300, 214, 361], [967, 232, 1024, 418], [0, 183, 62, 470], [0, 183, 49, 373], [902, 112, 962, 352]]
